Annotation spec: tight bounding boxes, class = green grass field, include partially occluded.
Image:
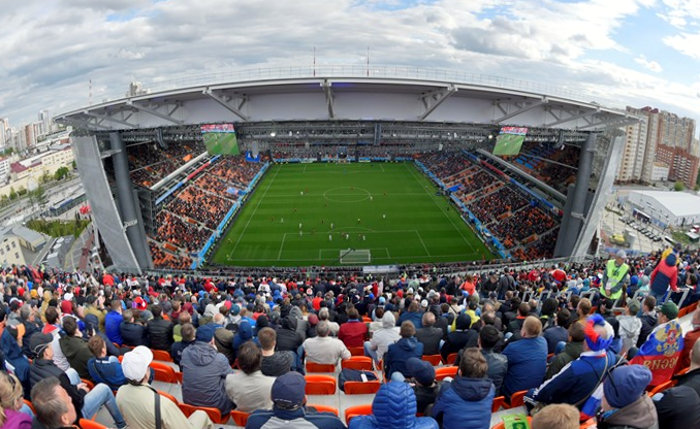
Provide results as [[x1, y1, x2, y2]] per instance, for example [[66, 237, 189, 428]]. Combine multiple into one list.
[[203, 133, 239, 155], [210, 162, 494, 266]]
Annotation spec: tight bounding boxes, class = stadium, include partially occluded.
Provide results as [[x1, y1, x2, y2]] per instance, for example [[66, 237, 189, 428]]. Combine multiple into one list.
[[0, 66, 697, 429], [56, 66, 633, 275]]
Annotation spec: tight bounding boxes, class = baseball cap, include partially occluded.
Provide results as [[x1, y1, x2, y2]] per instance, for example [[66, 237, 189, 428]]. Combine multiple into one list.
[[660, 301, 679, 320], [29, 332, 53, 357], [406, 357, 435, 386], [121, 346, 153, 381], [604, 365, 651, 409], [271, 372, 306, 408]]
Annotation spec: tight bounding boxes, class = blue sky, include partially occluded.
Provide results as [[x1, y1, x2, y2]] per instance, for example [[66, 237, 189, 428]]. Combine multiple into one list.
[[1, 0, 700, 131]]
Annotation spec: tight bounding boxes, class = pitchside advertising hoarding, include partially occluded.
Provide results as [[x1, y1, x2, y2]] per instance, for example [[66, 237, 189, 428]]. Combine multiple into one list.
[[201, 123, 239, 155]]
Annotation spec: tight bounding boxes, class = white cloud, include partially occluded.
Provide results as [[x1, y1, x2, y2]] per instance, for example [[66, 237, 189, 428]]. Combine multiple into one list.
[[664, 32, 700, 60], [634, 55, 663, 72], [658, 0, 700, 29], [1, 0, 699, 130]]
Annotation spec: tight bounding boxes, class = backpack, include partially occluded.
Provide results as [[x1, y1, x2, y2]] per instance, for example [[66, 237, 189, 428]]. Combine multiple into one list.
[[338, 368, 378, 392]]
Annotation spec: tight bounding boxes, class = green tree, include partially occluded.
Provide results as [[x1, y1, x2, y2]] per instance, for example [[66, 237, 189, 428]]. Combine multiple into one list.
[[674, 181, 685, 191], [8, 187, 16, 200], [54, 166, 70, 181], [72, 160, 77, 170]]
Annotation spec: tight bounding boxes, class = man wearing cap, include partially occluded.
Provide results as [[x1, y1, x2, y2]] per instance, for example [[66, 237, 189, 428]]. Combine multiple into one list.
[[181, 323, 234, 414], [596, 365, 658, 429], [246, 372, 346, 429], [28, 332, 127, 428], [600, 250, 630, 303], [403, 357, 438, 415], [616, 300, 640, 351], [526, 315, 617, 411], [631, 301, 684, 386], [116, 346, 213, 429]]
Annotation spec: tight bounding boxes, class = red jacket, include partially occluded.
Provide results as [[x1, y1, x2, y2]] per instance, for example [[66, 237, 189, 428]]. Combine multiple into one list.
[[677, 327, 700, 371], [338, 320, 367, 348]]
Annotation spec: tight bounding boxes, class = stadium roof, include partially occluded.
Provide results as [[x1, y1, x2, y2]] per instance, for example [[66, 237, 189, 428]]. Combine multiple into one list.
[[631, 190, 700, 217]]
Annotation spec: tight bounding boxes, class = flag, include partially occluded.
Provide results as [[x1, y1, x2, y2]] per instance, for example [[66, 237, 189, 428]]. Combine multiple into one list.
[[630, 320, 684, 386]]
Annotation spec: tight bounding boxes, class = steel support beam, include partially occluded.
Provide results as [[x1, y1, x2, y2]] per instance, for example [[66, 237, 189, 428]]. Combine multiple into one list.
[[419, 85, 457, 121], [494, 98, 547, 124], [321, 80, 335, 119], [83, 111, 138, 128], [576, 115, 638, 130], [202, 88, 249, 121], [544, 108, 596, 127], [126, 100, 184, 125]]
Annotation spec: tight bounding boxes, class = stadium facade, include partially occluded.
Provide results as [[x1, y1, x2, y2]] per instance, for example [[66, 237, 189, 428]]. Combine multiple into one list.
[[56, 66, 635, 274]]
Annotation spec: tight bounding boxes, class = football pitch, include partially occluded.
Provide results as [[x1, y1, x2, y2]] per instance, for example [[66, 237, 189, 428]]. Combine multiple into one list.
[[210, 162, 494, 267]]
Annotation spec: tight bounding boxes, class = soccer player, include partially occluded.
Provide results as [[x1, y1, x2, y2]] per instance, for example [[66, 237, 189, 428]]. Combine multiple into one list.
[[329, 234, 332, 241], [299, 223, 302, 229], [382, 214, 386, 219]]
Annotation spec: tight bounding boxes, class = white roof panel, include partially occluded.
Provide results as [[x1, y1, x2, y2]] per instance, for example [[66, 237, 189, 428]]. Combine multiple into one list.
[[631, 190, 700, 217]]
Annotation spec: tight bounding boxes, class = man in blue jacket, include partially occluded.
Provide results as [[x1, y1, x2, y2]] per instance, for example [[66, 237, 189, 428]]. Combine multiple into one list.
[[246, 372, 346, 429], [525, 314, 617, 411], [501, 316, 547, 401], [385, 321, 424, 380], [87, 334, 126, 391], [104, 300, 124, 346], [351, 382, 437, 429], [431, 348, 495, 429]]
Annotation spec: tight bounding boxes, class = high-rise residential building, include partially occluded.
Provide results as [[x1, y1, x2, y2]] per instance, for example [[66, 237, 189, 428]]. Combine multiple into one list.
[[616, 106, 697, 186], [38, 110, 51, 135], [24, 124, 36, 148]]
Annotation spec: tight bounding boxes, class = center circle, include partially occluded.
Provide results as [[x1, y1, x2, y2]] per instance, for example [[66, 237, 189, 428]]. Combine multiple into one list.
[[323, 186, 372, 203]]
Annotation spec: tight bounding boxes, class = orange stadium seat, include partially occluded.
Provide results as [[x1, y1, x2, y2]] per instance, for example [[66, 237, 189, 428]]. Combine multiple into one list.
[[647, 379, 675, 396], [305, 374, 337, 395], [506, 390, 528, 408], [421, 354, 442, 366], [179, 403, 228, 424], [158, 391, 179, 405], [492, 396, 505, 412], [79, 419, 108, 429], [342, 356, 374, 371], [344, 380, 382, 395], [306, 362, 336, 373], [345, 404, 373, 426], [80, 378, 95, 391], [150, 361, 178, 383], [151, 349, 174, 362], [444, 353, 458, 365], [435, 366, 458, 381], [230, 410, 250, 426], [348, 346, 365, 356]]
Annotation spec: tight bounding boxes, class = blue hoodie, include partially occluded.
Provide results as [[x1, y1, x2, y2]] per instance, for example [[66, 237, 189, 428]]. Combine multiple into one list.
[[385, 337, 424, 379], [432, 376, 495, 429]]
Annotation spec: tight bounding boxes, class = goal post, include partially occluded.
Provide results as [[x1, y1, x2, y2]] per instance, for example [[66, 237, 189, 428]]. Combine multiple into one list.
[[339, 248, 371, 264]]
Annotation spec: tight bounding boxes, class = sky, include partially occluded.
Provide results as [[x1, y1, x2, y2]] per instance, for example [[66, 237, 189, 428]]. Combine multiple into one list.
[[2, 0, 700, 130]]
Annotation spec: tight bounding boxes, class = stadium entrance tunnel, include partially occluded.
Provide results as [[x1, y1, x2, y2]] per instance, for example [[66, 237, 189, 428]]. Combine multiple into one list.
[[323, 186, 372, 203]]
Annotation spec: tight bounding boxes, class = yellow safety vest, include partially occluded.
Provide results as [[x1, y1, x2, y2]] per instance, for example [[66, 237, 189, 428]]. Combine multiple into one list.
[[602, 259, 629, 300]]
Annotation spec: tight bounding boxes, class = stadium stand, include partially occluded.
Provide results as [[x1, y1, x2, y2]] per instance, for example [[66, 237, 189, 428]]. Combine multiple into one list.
[[2, 245, 700, 428], [501, 141, 580, 195]]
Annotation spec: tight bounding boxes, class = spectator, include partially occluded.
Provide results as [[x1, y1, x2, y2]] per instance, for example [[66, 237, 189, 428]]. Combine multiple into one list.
[[617, 298, 642, 356], [543, 308, 570, 354], [181, 324, 234, 414], [0, 371, 31, 428], [338, 307, 368, 348], [28, 333, 127, 428], [84, 295, 106, 333], [652, 385, 700, 429], [385, 321, 424, 381], [600, 250, 630, 302], [318, 307, 340, 336], [117, 346, 213, 429], [258, 327, 296, 377], [146, 304, 173, 351], [441, 314, 478, 361], [119, 309, 147, 347], [86, 335, 126, 391], [276, 314, 304, 354], [431, 348, 494, 429], [58, 317, 92, 380], [596, 365, 657, 429], [677, 308, 700, 371], [506, 303, 530, 336], [576, 298, 592, 323], [398, 301, 423, 329], [637, 295, 658, 349], [650, 252, 679, 304], [349, 382, 437, 429], [546, 321, 585, 379], [30, 377, 78, 429], [302, 321, 350, 366], [478, 325, 508, 395], [364, 310, 399, 363], [416, 312, 444, 356], [225, 341, 275, 412], [19, 304, 42, 358], [104, 300, 123, 346], [631, 301, 683, 386], [172, 311, 190, 343], [213, 314, 235, 364], [501, 316, 547, 400], [404, 357, 438, 415], [676, 338, 700, 396], [246, 372, 346, 429], [531, 403, 580, 429], [526, 315, 616, 410], [170, 323, 195, 368]]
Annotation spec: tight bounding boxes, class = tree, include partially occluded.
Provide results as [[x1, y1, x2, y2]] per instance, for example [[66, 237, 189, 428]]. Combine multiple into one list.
[[72, 160, 77, 170], [674, 181, 685, 191], [8, 187, 16, 200], [695, 184, 700, 192], [54, 166, 70, 181]]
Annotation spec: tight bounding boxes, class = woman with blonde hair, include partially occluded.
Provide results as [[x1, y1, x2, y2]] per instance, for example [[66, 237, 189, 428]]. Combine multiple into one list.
[[0, 371, 31, 428]]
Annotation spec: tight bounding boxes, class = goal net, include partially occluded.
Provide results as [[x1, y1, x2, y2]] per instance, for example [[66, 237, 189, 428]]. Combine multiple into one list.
[[339, 248, 371, 265]]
